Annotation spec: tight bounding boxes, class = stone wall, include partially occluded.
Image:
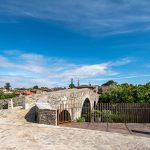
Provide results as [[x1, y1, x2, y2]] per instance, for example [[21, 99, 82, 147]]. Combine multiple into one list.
[[36, 107, 57, 125], [0, 96, 25, 109], [24, 89, 99, 109], [13, 96, 25, 107], [34, 89, 99, 126], [0, 99, 9, 109]]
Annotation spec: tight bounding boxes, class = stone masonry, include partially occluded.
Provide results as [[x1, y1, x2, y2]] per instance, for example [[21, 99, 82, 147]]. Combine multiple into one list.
[[36, 107, 57, 125], [0, 89, 99, 125], [0, 96, 25, 109], [25, 88, 99, 125]]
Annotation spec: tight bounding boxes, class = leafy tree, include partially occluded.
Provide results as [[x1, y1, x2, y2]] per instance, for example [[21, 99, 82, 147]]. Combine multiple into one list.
[[0, 92, 5, 100], [4, 82, 11, 91], [69, 78, 75, 89], [0, 91, 16, 100], [99, 82, 150, 103], [33, 85, 39, 89], [102, 80, 117, 86]]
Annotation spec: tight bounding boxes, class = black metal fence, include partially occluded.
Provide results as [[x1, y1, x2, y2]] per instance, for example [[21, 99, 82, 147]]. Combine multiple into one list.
[[95, 103, 150, 123], [58, 103, 150, 124]]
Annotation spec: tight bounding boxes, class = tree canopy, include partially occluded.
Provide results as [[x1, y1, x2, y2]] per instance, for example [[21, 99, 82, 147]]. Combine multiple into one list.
[[4, 82, 11, 90], [69, 78, 75, 89], [102, 80, 117, 86], [33, 85, 39, 89], [100, 82, 150, 103], [0, 91, 16, 100]]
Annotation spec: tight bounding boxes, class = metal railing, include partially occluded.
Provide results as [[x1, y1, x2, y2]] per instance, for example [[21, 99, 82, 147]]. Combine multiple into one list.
[[58, 103, 150, 124]]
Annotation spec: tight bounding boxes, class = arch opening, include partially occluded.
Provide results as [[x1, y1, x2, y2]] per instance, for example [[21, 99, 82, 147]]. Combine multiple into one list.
[[81, 98, 91, 122], [59, 110, 71, 124]]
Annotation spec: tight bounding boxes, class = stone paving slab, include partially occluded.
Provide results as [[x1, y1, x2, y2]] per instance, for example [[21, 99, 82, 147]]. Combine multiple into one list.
[[0, 109, 150, 150]]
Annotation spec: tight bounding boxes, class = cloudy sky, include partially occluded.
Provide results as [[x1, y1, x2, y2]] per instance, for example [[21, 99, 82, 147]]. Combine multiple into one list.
[[0, 0, 150, 88]]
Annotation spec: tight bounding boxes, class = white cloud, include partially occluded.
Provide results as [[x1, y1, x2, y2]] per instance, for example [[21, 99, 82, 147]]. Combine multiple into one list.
[[109, 57, 134, 66], [1, 0, 150, 35], [48, 58, 134, 82], [90, 74, 150, 82], [49, 63, 115, 80], [20, 53, 45, 63], [0, 54, 47, 73], [0, 50, 133, 87], [0, 75, 55, 88]]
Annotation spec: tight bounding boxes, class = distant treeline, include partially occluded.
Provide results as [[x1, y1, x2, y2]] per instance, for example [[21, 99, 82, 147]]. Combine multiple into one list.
[[100, 81, 150, 103]]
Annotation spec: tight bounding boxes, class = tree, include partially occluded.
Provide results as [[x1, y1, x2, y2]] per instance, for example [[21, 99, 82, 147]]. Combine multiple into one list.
[[99, 82, 150, 103], [102, 80, 117, 86], [69, 78, 75, 89], [33, 85, 39, 89], [0, 91, 16, 100], [4, 82, 11, 91]]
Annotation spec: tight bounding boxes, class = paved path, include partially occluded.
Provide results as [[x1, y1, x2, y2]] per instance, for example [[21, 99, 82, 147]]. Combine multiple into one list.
[[0, 108, 150, 150]]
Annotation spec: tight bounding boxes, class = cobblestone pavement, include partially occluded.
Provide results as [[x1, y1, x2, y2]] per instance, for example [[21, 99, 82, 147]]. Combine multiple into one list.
[[0, 108, 150, 150]]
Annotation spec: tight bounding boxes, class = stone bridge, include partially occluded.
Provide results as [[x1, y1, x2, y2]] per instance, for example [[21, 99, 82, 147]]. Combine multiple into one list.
[[25, 88, 99, 125]]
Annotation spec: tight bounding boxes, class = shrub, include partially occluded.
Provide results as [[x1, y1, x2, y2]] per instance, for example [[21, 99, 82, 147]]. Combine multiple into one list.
[[76, 117, 85, 122]]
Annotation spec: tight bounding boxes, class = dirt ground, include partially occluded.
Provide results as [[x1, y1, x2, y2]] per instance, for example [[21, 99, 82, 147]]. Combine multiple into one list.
[[60, 122, 150, 137]]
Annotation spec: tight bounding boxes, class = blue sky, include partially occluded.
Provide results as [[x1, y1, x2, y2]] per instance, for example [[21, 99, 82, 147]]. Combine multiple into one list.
[[0, 0, 150, 87]]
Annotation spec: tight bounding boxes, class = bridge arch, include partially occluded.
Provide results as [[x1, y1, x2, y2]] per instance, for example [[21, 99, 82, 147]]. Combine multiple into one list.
[[59, 110, 71, 124], [81, 98, 91, 122]]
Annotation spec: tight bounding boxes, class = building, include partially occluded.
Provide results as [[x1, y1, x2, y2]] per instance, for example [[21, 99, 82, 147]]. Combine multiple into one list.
[[15, 90, 35, 96]]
